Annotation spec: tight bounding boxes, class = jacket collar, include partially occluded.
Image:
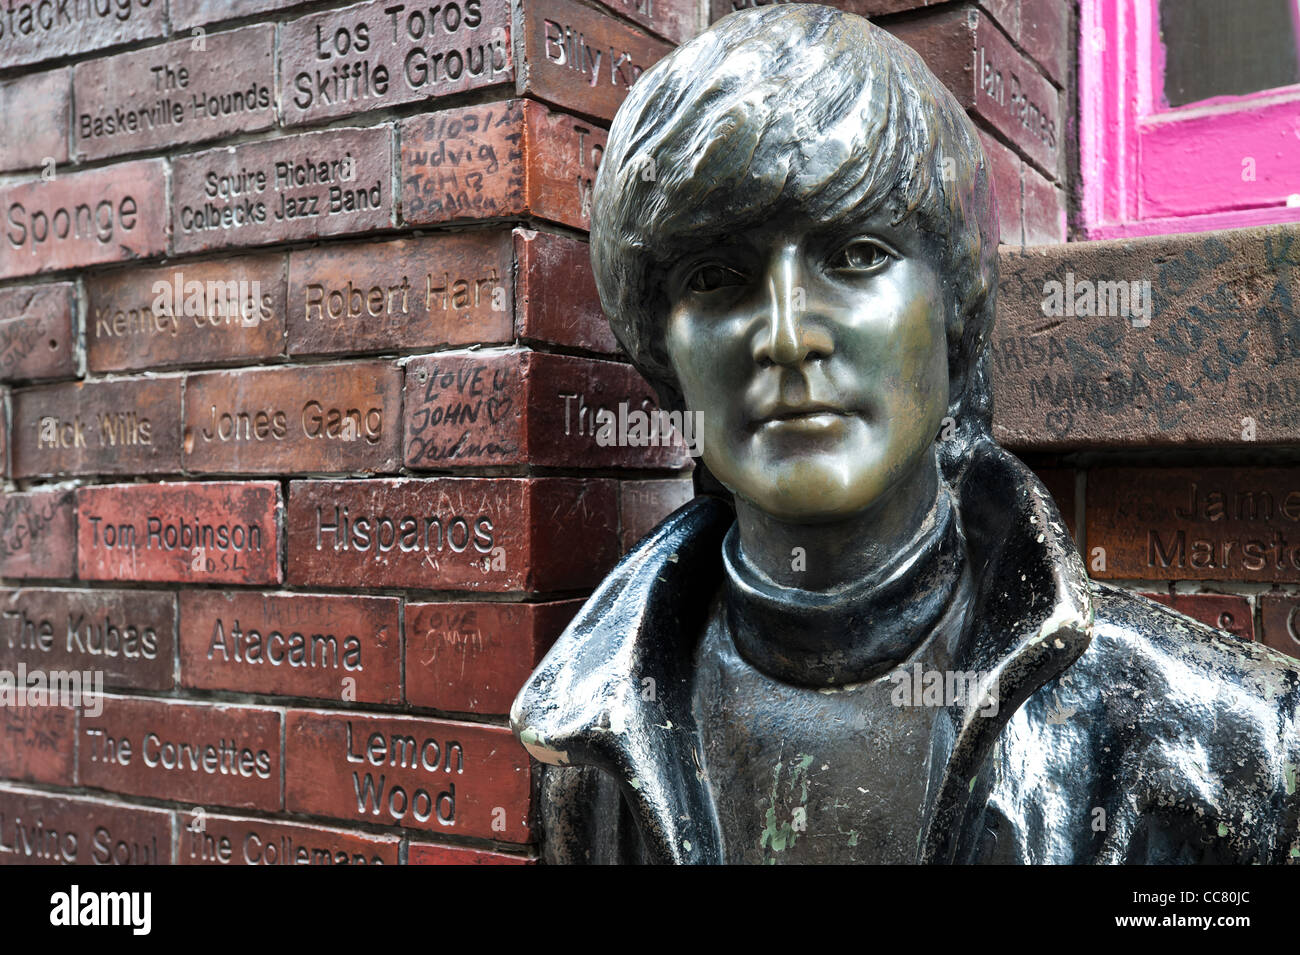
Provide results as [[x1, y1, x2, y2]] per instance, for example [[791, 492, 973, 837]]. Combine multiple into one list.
[[511, 442, 1093, 864]]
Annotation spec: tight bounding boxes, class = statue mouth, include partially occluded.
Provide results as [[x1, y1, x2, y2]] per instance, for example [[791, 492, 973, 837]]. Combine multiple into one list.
[[755, 403, 857, 429]]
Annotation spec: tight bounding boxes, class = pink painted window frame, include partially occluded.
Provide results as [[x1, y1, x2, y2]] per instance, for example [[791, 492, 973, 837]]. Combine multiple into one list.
[[1079, 0, 1300, 239]]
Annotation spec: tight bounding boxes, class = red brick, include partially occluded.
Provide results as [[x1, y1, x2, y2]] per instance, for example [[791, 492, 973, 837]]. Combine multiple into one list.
[[0, 0, 167, 70], [85, 254, 287, 373], [1022, 159, 1065, 245], [73, 25, 275, 162], [287, 231, 513, 357], [11, 377, 183, 478], [179, 813, 400, 865], [0, 785, 171, 864], [0, 705, 76, 786], [77, 482, 282, 586], [1259, 594, 1300, 660], [1032, 467, 1075, 540], [0, 68, 69, 172], [401, 99, 605, 231], [171, 0, 310, 30], [0, 588, 175, 691], [0, 486, 75, 579], [977, 128, 1022, 246], [1142, 592, 1254, 641], [514, 228, 618, 353], [619, 477, 693, 551], [183, 361, 403, 474], [286, 477, 618, 592], [1087, 468, 1300, 583], [407, 841, 534, 864], [0, 282, 76, 382], [592, 0, 696, 43], [80, 695, 282, 810], [179, 590, 401, 703], [405, 599, 580, 713], [403, 348, 689, 469], [1020, 0, 1068, 87], [0, 386, 9, 478], [886, 4, 1061, 177], [172, 126, 394, 255], [280, 0, 512, 126], [0, 159, 167, 280], [711, 0, 939, 25], [285, 709, 532, 841]]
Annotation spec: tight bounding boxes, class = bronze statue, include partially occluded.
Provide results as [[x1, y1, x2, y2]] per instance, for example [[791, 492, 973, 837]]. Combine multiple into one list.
[[511, 4, 1300, 864]]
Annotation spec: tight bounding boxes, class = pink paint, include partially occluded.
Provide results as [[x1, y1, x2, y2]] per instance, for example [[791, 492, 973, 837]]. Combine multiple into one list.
[[1079, 0, 1300, 239]]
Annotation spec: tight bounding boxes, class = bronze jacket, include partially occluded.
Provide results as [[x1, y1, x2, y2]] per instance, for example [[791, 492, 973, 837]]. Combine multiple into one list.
[[511, 445, 1300, 864]]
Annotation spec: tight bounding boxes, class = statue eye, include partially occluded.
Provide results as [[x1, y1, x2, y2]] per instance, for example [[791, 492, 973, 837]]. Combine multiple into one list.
[[687, 263, 748, 293], [829, 239, 892, 273]]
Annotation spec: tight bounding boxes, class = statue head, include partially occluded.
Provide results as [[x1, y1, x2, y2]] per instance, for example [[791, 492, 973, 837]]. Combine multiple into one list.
[[590, 4, 999, 523]]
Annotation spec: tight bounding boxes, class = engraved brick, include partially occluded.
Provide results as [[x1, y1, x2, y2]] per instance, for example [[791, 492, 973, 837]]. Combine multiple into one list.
[[619, 477, 693, 551], [287, 231, 513, 357], [11, 377, 183, 478], [0, 386, 9, 478], [1022, 159, 1065, 245], [0, 588, 175, 691], [977, 128, 1022, 246], [1141, 592, 1254, 641], [285, 709, 531, 841], [1020, 0, 1068, 87], [0, 705, 76, 785], [1259, 593, 1300, 660], [179, 590, 401, 703], [179, 813, 401, 865], [80, 696, 282, 810], [401, 99, 605, 231], [993, 225, 1300, 451], [85, 254, 287, 373], [77, 482, 282, 586], [1087, 468, 1300, 583], [280, 0, 512, 126], [0, 68, 69, 172], [0, 785, 171, 864], [591, 0, 696, 43], [0, 0, 167, 70], [1032, 467, 1075, 541], [0, 159, 167, 280], [287, 477, 618, 592], [407, 841, 534, 864], [711, 0, 938, 25], [74, 25, 275, 162], [172, 126, 393, 255], [405, 599, 580, 713], [0, 282, 76, 382], [171, 0, 311, 30], [183, 361, 403, 474], [514, 228, 617, 353], [0, 486, 75, 579], [886, 3, 1061, 176], [403, 348, 688, 469]]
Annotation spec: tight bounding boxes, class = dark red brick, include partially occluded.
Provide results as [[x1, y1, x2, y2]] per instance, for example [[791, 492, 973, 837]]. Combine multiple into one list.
[[0, 282, 76, 382], [179, 590, 401, 704], [285, 709, 532, 841], [0, 386, 9, 478], [514, 228, 618, 353], [0, 0, 167, 70], [183, 361, 403, 474], [0, 68, 69, 172], [1020, 0, 1068, 87], [77, 482, 282, 586], [407, 841, 534, 864], [287, 231, 513, 357], [286, 477, 618, 592], [171, 0, 310, 30], [1087, 468, 1300, 583], [977, 128, 1022, 246], [73, 25, 275, 162], [405, 599, 580, 713], [1142, 592, 1254, 641], [619, 477, 693, 551], [0, 704, 76, 785], [711, 0, 939, 25], [0, 588, 175, 691], [85, 254, 287, 373], [80, 696, 282, 810], [403, 348, 689, 469], [0, 486, 75, 579], [0, 159, 167, 280], [1032, 467, 1075, 541], [0, 785, 171, 864], [1022, 159, 1065, 245], [592, 0, 696, 43], [172, 125, 393, 255], [179, 813, 400, 865], [401, 99, 605, 231], [11, 377, 183, 478], [1259, 594, 1300, 660]]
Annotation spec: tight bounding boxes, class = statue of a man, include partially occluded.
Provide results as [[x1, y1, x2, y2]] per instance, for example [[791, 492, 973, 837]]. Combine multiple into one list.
[[511, 4, 1300, 864]]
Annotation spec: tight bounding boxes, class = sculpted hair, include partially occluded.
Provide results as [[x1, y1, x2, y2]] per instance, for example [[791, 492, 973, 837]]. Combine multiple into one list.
[[589, 4, 1000, 477]]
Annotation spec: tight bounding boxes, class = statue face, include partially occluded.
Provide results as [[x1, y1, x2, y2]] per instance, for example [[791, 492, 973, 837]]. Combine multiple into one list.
[[664, 211, 950, 523]]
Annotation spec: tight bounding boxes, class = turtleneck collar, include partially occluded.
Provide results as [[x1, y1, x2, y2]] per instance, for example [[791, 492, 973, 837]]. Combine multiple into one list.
[[722, 481, 969, 687]]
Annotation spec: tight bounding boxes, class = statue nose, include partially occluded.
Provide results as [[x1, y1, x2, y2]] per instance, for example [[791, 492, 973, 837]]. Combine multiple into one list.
[[755, 248, 831, 366]]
